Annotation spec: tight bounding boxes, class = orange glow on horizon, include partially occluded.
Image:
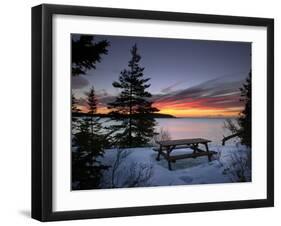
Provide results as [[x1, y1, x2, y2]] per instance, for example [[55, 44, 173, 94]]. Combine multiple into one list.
[[97, 107, 110, 114], [157, 107, 241, 118], [151, 95, 242, 118], [78, 104, 241, 118], [78, 106, 109, 114], [76, 93, 242, 118]]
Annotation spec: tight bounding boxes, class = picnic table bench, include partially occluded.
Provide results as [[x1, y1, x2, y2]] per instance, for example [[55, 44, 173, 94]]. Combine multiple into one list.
[[153, 138, 217, 170]]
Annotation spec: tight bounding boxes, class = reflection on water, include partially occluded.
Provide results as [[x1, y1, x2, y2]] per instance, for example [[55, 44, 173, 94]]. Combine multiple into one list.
[[155, 118, 233, 145], [73, 117, 235, 145]]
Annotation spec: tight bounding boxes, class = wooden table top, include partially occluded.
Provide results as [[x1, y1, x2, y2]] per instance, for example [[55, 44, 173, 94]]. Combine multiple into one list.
[[157, 138, 211, 146]]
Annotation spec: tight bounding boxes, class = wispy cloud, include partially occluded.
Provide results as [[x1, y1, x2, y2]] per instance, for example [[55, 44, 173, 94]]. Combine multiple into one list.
[[75, 76, 245, 117], [151, 77, 244, 116], [160, 81, 183, 93]]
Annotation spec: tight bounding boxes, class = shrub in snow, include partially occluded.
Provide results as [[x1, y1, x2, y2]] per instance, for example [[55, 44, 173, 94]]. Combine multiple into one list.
[[102, 148, 154, 188], [223, 148, 251, 182], [152, 127, 171, 146]]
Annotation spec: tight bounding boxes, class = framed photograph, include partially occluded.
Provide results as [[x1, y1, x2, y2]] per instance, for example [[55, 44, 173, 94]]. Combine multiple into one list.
[[32, 4, 274, 221]]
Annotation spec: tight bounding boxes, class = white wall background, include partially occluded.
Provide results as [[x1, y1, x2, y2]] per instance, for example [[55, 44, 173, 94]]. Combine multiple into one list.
[[0, 0, 279, 225]]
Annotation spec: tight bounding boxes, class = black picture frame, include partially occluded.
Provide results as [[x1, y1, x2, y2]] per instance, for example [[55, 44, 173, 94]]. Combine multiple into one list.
[[32, 4, 274, 222]]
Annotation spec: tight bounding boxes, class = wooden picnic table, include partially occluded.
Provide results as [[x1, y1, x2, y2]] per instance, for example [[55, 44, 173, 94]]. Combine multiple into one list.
[[154, 138, 216, 170]]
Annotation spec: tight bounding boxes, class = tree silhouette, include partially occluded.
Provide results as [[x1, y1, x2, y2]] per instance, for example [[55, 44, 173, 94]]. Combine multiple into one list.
[[223, 71, 252, 147], [86, 86, 97, 114], [72, 87, 108, 190], [108, 44, 159, 147], [71, 93, 81, 130], [85, 86, 100, 135], [71, 35, 110, 189], [72, 119, 108, 190], [72, 93, 81, 113], [238, 71, 251, 147], [72, 35, 110, 76]]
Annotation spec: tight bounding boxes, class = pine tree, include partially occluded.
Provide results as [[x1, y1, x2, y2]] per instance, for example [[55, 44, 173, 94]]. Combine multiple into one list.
[[238, 71, 251, 147], [72, 93, 81, 113], [72, 35, 110, 76], [86, 87, 97, 114], [108, 44, 159, 148], [72, 87, 108, 190], [71, 93, 81, 130], [223, 71, 251, 147], [72, 119, 108, 190], [86, 86, 100, 135]]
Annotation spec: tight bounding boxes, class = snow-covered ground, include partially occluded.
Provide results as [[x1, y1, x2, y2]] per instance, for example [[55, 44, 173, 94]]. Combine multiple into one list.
[[98, 143, 251, 189], [73, 118, 251, 189]]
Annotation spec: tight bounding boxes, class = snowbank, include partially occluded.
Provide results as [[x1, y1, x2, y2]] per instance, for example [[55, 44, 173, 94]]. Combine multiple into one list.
[[98, 143, 251, 189]]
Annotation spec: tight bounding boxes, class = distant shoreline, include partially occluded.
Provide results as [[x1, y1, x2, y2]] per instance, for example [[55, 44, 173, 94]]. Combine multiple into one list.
[[171, 117, 237, 119], [72, 112, 237, 119], [72, 112, 176, 118]]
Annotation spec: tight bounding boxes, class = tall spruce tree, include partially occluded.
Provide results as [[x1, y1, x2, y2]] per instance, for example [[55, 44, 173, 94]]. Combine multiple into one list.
[[86, 86, 101, 135], [108, 44, 159, 148]]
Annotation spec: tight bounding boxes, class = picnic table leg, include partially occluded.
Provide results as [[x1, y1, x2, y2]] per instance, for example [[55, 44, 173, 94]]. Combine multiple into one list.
[[156, 145, 162, 161], [204, 143, 212, 162], [167, 152, 172, 170], [167, 146, 174, 170], [191, 144, 199, 158]]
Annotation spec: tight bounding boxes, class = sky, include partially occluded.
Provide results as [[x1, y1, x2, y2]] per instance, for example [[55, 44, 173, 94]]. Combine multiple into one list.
[[72, 34, 251, 118]]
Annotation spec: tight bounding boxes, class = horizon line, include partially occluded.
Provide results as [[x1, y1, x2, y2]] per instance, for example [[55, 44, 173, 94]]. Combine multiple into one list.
[[72, 111, 238, 119]]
